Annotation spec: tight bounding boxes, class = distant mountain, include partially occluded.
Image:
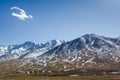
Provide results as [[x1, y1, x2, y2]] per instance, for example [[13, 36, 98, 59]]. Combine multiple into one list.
[[20, 39, 65, 58], [0, 40, 64, 60]]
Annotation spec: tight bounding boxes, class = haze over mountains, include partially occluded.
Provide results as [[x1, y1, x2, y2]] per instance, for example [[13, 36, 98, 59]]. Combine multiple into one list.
[[1, 34, 120, 76]]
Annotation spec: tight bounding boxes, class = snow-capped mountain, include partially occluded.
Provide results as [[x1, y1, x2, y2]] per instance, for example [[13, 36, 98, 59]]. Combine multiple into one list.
[[0, 45, 8, 56], [1, 34, 120, 62], [37, 34, 120, 63], [0, 39, 64, 60], [20, 39, 64, 58]]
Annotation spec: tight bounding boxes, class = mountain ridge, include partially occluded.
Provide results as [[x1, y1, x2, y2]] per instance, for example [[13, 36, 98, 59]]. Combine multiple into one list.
[[0, 34, 120, 61]]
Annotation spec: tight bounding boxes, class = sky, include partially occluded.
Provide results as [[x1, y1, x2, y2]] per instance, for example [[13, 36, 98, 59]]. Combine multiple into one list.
[[0, 0, 120, 45]]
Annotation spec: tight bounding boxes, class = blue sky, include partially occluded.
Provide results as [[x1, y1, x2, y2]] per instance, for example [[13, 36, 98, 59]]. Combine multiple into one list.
[[0, 0, 120, 45]]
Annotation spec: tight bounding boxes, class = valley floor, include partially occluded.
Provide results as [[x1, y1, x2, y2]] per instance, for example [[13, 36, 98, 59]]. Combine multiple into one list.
[[0, 74, 120, 80]]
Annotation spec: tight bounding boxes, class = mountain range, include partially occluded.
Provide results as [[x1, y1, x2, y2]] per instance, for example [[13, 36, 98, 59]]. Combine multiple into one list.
[[1, 34, 120, 76], [0, 39, 65, 60]]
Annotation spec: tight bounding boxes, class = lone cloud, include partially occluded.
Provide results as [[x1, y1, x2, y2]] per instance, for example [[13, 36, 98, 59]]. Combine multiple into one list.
[[11, 6, 33, 20]]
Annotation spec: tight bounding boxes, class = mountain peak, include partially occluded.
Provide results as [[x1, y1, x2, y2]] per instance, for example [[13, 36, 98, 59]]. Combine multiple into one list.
[[82, 34, 102, 38], [50, 39, 64, 45], [41, 39, 64, 49], [23, 41, 36, 45]]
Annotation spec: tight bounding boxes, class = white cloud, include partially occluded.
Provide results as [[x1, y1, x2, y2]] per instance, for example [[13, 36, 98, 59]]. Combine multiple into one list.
[[11, 6, 33, 20]]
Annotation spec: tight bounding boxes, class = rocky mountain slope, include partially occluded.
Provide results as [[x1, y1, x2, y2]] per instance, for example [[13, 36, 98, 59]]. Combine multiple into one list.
[[37, 34, 120, 63]]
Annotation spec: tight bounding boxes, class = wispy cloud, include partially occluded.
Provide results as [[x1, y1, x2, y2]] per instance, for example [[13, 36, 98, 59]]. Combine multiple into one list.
[[11, 6, 33, 20]]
